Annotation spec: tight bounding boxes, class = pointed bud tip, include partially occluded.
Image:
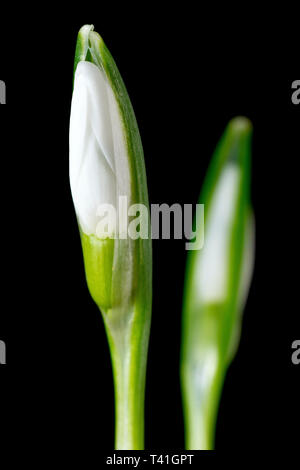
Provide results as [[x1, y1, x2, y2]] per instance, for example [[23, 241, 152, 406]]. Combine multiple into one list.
[[78, 24, 104, 47], [79, 24, 94, 35], [228, 116, 253, 135]]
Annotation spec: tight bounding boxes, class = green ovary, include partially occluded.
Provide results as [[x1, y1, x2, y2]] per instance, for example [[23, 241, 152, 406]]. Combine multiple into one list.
[[80, 232, 114, 313]]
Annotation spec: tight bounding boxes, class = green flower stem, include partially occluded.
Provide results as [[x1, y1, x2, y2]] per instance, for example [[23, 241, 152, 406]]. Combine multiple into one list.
[[182, 355, 225, 449], [104, 308, 149, 449]]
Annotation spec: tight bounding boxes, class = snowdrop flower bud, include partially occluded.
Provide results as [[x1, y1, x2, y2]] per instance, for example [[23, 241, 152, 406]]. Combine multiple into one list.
[[69, 26, 152, 450], [181, 117, 255, 450], [69, 25, 151, 318]]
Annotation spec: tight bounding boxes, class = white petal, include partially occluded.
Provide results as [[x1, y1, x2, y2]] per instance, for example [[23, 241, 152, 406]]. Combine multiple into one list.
[[196, 164, 241, 302], [69, 61, 118, 235]]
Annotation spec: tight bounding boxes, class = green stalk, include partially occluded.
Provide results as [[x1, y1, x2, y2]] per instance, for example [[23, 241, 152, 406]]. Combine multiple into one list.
[[180, 117, 255, 450], [104, 304, 150, 449], [182, 356, 226, 449], [71, 25, 152, 449]]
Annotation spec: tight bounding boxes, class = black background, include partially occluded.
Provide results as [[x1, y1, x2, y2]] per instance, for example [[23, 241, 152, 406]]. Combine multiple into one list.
[[0, 7, 299, 460]]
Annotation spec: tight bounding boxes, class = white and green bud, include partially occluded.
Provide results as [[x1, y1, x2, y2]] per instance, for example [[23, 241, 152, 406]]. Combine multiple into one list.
[[69, 25, 152, 449], [70, 25, 151, 315], [180, 117, 255, 450]]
